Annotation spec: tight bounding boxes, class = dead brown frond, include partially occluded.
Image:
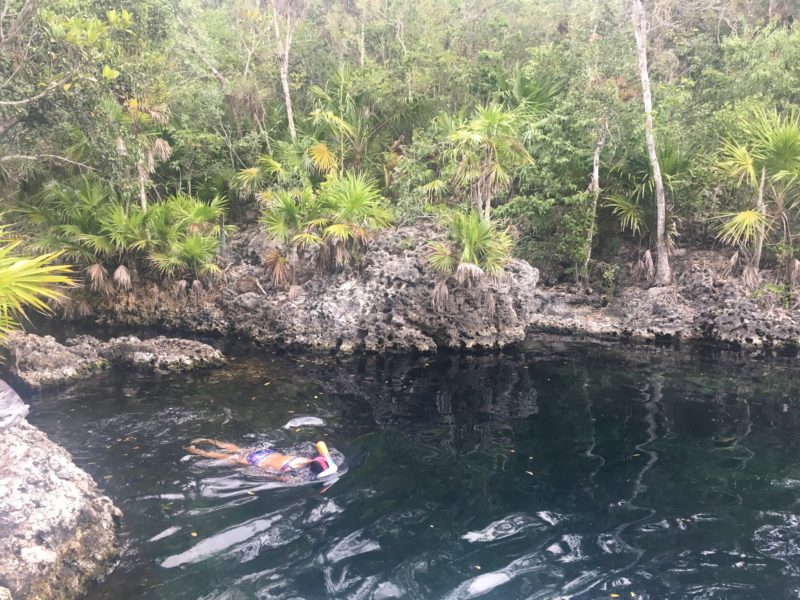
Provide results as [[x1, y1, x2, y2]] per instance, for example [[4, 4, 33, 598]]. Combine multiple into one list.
[[113, 265, 132, 291], [77, 300, 93, 317], [191, 279, 205, 300], [147, 103, 171, 125], [265, 248, 294, 288], [59, 297, 76, 319], [288, 284, 302, 300], [152, 137, 173, 162], [86, 263, 108, 293], [631, 250, 655, 283], [173, 279, 188, 298], [455, 262, 484, 286], [431, 280, 451, 312], [721, 251, 739, 279], [741, 263, 761, 291]]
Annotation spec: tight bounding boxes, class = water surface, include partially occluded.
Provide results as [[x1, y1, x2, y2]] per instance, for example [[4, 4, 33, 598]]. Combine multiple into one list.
[[26, 341, 800, 599]]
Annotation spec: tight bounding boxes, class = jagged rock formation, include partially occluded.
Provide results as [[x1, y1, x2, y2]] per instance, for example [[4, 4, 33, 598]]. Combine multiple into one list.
[[6, 333, 225, 390], [0, 380, 121, 599], [95, 225, 540, 352]]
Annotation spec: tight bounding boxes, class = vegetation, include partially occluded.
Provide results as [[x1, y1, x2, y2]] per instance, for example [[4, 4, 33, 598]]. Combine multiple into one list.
[[0, 232, 72, 340], [428, 210, 513, 311], [3, 0, 800, 316], [259, 172, 391, 287]]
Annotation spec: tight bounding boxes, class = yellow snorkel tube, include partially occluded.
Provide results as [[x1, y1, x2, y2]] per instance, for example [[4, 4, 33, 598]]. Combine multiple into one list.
[[315, 440, 338, 478]]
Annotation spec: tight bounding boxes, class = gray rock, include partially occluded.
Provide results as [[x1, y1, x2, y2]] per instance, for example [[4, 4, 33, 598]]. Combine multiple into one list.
[[96, 224, 541, 353], [5, 333, 225, 389], [0, 380, 121, 600], [5, 333, 109, 390], [104, 335, 226, 373]]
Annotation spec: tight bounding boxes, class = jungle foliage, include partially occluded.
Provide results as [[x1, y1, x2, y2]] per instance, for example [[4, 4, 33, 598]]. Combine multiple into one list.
[[3, 0, 800, 305]]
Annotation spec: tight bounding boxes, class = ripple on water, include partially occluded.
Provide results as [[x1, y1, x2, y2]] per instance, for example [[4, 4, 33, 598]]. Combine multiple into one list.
[[754, 513, 800, 561], [461, 513, 542, 543], [319, 529, 381, 565], [161, 511, 301, 568]]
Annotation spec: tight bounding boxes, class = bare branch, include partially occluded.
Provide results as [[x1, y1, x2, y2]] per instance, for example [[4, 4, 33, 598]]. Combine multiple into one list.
[[0, 153, 95, 170], [0, 74, 72, 106]]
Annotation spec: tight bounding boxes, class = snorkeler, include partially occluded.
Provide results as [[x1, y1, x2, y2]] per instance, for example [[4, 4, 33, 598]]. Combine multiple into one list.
[[186, 438, 338, 478]]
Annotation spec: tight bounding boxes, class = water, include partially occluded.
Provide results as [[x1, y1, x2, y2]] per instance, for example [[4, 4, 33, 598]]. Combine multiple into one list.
[[24, 340, 800, 599]]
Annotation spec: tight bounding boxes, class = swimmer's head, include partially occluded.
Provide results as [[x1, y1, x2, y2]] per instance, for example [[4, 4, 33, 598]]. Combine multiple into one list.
[[309, 456, 329, 476]]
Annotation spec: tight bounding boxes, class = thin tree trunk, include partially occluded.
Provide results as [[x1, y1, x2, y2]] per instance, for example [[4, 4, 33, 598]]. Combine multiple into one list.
[[270, 3, 299, 142], [632, 0, 671, 285], [138, 165, 148, 211], [583, 119, 608, 277], [753, 166, 766, 269], [359, 19, 366, 67]]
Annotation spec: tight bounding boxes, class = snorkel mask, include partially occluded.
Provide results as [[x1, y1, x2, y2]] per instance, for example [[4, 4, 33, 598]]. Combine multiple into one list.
[[314, 441, 338, 478]]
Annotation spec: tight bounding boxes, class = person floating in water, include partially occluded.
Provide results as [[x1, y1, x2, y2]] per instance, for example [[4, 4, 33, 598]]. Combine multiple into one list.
[[187, 439, 338, 478]]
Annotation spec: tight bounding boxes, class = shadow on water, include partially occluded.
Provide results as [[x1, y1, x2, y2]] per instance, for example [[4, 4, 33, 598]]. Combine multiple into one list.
[[23, 341, 800, 599]]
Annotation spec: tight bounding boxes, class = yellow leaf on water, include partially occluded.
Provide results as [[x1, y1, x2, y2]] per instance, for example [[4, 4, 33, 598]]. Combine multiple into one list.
[[191, 532, 198, 537], [611, 594, 620, 598], [525, 471, 534, 476], [103, 475, 112, 479], [474, 565, 481, 570], [247, 491, 255, 496]]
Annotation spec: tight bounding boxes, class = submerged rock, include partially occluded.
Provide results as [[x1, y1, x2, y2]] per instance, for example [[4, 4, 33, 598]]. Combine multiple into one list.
[[5, 332, 225, 389], [0, 380, 121, 599]]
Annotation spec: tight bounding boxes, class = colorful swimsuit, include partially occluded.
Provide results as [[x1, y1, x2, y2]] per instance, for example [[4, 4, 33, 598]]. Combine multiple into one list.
[[245, 448, 304, 472], [245, 448, 276, 466]]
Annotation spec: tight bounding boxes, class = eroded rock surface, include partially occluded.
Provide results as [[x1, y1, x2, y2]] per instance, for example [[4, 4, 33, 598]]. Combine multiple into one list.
[[6, 333, 225, 389], [5, 333, 109, 390], [528, 249, 800, 352], [96, 224, 540, 352], [0, 380, 121, 599]]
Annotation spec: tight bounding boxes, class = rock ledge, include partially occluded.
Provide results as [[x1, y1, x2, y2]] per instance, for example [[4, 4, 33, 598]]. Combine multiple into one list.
[[0, 380, 121, 599], [6, 333, 225, 390]]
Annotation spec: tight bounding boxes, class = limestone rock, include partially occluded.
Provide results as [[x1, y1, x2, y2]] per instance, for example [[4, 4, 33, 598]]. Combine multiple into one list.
[[0, 380, 121, 599], [96, 224, 541, 353], [104, 335, 226, 372], [5, 333, 225, 389], [5, 333, 109, 390]]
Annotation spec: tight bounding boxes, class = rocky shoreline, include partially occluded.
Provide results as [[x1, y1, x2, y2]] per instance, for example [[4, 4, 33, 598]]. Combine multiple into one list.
[[6, 333, 225, 390], [78, 225, 800, 355], [0, 380, 121, 600]]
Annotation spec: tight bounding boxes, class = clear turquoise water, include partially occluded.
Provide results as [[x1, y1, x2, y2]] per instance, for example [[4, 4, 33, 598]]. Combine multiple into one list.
[[25, 341, 800, 599]]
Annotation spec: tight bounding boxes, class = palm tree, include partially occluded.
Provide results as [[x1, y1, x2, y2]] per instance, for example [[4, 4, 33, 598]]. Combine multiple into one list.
[[717, 108, 800, 283], [605, 140, 692, 280], [446, 104, 533, 220], [427, 210, 513, 311], [0, 238, 73, 341], [259, 172, 392, 282]]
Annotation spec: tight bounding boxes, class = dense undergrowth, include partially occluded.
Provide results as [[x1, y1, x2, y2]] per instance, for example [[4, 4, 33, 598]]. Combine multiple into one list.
[[2, 0, 800, 328]]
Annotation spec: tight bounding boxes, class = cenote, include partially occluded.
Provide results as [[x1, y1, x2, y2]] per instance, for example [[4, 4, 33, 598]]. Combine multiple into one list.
[[23, 340, 800, 599]]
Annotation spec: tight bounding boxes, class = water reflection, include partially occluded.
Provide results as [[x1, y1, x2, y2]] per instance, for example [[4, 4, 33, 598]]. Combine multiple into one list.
[[23, 342, 800, 599]]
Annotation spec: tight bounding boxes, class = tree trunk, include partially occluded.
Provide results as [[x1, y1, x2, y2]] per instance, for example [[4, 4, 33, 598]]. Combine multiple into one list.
[[753, 166, 766, 269], [270, 3, 299, 143], [278, 52, 297, 142], [583, 120, 608, 278], [138, 165, 148, 211], [632, 0, 671, 285]]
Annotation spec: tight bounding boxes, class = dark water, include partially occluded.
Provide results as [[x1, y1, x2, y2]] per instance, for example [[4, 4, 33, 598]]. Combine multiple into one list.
[[24, 340, 800, 599]]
